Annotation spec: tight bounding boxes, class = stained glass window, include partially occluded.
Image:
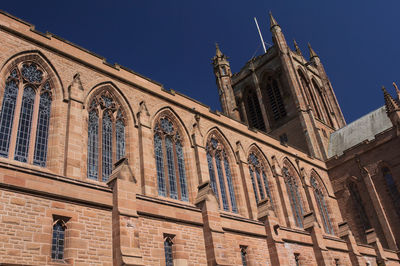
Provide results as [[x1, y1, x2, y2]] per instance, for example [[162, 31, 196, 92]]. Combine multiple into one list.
[[382, 167, 400, 217], [248, 153, 273, 205], [88, 110, 99, 180], [87, 92, 126, 182], [311, 177, 333, 234], [51, 221, 65, 260], [0, 63, 53, 167], [283, 167, 304, 227], [0, 73, 19, 157], [14, 86, 36, 162], [164, 237, 173, 266], [153, 116, 188, 201], [33, 90, 52, 166], [102, 112, 113, 181], [206, 136, 238, 213]]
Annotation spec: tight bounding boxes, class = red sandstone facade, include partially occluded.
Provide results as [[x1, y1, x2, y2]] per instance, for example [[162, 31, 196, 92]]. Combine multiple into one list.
[[0, 10, 398, 266]]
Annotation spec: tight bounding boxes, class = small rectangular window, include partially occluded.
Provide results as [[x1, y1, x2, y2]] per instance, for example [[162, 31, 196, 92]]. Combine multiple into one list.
[[164, 234, 175, 266], [240, 246, 248, 266], [51, 215, 70, 261]]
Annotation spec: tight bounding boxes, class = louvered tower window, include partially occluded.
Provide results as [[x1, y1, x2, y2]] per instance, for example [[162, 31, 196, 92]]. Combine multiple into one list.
[[0, 63, 52, 166], [87, 91, 126, 182], [246, 90, 265, 131], [248, 152, 272, 205], [154, 116, 188, 201], [283, 167, 304, 227], [206, 136, 237, 212], [312, 79, 333, 127], [298, 70, 322, 120], [311, 177, 334, 234], [265, 77, 286, 120]]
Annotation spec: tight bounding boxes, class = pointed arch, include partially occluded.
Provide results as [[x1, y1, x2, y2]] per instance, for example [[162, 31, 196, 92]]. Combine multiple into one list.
[[205, 127, 238, 213], [85, 82, 132, 182], [0, 50, 64, 101], [204, 127, 237, 163], [311, 78, 333, 127], [282, 157, 305, 227], [310, 170, 334, 234], [297, 68, 322, 121], [151, 107, 192, 201], [0, 51, 62, 167]]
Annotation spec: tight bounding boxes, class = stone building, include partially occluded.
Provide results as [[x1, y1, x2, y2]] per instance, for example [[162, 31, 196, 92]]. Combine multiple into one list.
[[0, 10, 398, 266]]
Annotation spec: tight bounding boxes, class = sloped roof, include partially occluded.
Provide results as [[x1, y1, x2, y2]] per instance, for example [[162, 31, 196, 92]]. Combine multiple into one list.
[[328, 106, 393, 157]]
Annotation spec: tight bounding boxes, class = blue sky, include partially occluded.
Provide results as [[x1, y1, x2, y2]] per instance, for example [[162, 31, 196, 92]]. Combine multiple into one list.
[[2, 1, 399, 123]]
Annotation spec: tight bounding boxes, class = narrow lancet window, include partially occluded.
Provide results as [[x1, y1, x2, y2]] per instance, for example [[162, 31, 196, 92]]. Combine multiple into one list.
[[102, 112, 113, 181], [248, 153, 273, 205], [88, 110, 99, 180], [206, 136, 237, 213], [283, 167, 304, 227], [311, 177, 334, 234], [382, 167, 400, 217], [51, 220, 66, 260], [164, 236, 174, 266], [116, 110, 126, 161], [153, 116, 188, 201]]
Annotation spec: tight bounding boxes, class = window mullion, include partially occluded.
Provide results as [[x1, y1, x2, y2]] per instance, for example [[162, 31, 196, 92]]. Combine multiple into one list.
[[8, 81, 23, 159], [161, 135, 170, 197], [98, 109, 103, 182], [172, 140, 181, 200], [27, 90, 40, 164]]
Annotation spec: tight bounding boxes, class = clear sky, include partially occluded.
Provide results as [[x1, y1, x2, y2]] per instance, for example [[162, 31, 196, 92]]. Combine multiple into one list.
[[2, 1, 399, 123]]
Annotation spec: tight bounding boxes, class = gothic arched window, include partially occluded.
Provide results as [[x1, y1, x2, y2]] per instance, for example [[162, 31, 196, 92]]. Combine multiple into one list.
[[382, 167, 400, 217], [206, 136, 237, 212], [87, 91, 126, 182], [348, 182, 371, 231], [51, 220, 66, 260], [154, 116, 188, 201], [248, 152, 272, 205], [283, 167, 304, 227], [246, 90, 265, 131], [265, 77, 286, 121], [311, 177, 334, 234], [0, 62, 52, 166]]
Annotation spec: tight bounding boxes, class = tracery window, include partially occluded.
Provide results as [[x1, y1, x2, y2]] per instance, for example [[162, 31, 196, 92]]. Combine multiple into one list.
[[154, 116, 188, 201], [246, 90, 265, 131], [382, 167, 400, 218], [51, 220, 66, 260], [283, 167, 304, 227], [348, 182, 371, 231], [206, 136, 237, 212], [87, 91, 126, 182], [311, 177, 334, 234], [265, 77, 286, 120], [0, 62, 52, 166], [248, 152, 272, 205]]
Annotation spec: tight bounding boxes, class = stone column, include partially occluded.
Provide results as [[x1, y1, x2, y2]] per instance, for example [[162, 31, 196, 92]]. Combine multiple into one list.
[[303, 212, 331, 266], [107, 158, 144, 266], [337, 222, 366, 266], [257, 198, 289, 265], [195, 181, 229, 266], [137, 101, 155, 195], [64, 73, 85, 179]]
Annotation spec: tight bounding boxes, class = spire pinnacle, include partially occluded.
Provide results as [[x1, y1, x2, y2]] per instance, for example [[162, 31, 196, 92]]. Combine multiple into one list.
[[215, 43, 222, 57], [308, 43, 318, 59], [293, 39, 302, 56], [382, 86, 400, 114], [269, 11, 279, 29], [393, 82, 400, 100]]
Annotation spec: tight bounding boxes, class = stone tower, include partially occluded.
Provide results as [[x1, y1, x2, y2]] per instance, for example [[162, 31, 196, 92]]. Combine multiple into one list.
[[214, 12, 346, 160]]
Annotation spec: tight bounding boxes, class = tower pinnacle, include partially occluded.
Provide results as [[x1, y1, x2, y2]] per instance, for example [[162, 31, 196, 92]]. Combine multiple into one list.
[[269, 11, 279, 30], [308, 43, 318, 59], [215, 43, 222, 58], [393, 82, 400, 100], [382, 86, 400, 114], [293, 39, 302, 56]]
